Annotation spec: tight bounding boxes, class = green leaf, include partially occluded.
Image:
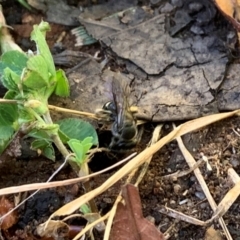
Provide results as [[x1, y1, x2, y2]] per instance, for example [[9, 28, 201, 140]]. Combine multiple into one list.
[[0, 51, 27, 92], [67, 137, 93, 166], [35, 84, 56, 102], [0, 103, 19, 155], [31, 139, 55, 161], [82, 137, 93, 156], [57, 118, 98, 145], [0, 126, 15, 140], [81, 136, 93, 146], [80, 204, 91, 214], [82, 143, 92, 155], [0, 140, 7, 155], [0, 50, 28, 74], [0, 125, 15, 154], [28, 129, 52, 141], [23, 70, 49, 90], [2, 67, 21, 91], [18, 106, 36, 124], [58, 129, 70, 143], [23, 54, 50, 89], [17, 0, 32, 11], [30, 21, 55, 76], [68, 139, 84, 163], [54, 69, 70, 97], [4, 90, 17, 99], [0, 103, 18, 127]]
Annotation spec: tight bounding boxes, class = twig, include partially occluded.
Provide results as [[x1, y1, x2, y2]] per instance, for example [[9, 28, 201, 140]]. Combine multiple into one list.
[[0, 99, 18, 103], [162, 159, 205, 180], [158, 206, 206, 226], [135, 124, 163, 185], [48, 104, 98, 120]]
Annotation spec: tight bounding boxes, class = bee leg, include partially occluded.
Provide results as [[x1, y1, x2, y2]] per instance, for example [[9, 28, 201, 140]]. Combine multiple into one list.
[[109, 136, 120, 149], [95, 109, 115, 122], [109, 136, 138, 149], [135, 125, 144, 145]]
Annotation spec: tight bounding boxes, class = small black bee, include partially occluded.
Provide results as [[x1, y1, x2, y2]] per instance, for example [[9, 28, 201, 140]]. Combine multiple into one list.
[[96, 77, 138, 149]]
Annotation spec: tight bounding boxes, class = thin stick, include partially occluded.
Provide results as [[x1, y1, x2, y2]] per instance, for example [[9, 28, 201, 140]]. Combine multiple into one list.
[[162, 159, 205, 180], [0, 99, 18, 103], [103, 124, 163, 240], [136, 124, 163, 185], [0, 154, 70, 223], [48, 104, 98, 120], [0, 152, 137, 196]]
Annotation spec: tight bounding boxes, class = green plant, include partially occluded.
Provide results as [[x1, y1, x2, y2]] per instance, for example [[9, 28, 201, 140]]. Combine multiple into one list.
[[0, 20, 98, 174], [68, 137, 92, 168], [16, 0, 32, 11]]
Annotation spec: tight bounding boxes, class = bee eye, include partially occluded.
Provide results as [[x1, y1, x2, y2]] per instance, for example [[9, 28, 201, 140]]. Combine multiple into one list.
[[103, 101, 116, 112]]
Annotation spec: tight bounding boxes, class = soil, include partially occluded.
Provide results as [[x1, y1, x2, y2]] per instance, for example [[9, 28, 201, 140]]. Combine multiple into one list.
[[1, 1, 240, 240]]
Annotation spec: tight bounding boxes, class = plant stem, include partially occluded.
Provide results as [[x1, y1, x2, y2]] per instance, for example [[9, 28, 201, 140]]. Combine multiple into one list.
[[43, 110, 53, 124], [27, 108, 45, 124], [43, 110, 80, 175]]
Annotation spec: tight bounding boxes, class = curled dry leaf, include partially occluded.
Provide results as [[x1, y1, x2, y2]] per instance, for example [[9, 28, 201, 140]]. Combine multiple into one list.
[[37, 222, 82, 240], [110, 184, 164, 240], [0, 197, 18, 230], [37, 220, 69, 239], [213, 0, 240, 31]]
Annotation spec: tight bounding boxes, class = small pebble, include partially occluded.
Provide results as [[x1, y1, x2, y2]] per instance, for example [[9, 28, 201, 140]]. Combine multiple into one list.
[[188, 3, 203, 13], [175, 154, 184, 163], [196, 11, 213, 26], [159, 3, 174, 13], [195, 185, 203, 191], [150, 0, 164, 7], [146, 215, 155, 224], [103, 197, 112, 204], [173, 184, 181, 194], [179, 199, 188, 205], [190, 176, 196, 182], [187, 200, 194, 207], [171, 0, 183, 7], [169, 200, 177, 207], [230, 156, 239, 167], [200, 202, 207, 209], [195, 191, 205, 200], [190, 25, 204, 35]]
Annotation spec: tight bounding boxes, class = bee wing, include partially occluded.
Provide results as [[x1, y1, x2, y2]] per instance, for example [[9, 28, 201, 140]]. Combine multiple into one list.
[[111, 77, 130, 130]]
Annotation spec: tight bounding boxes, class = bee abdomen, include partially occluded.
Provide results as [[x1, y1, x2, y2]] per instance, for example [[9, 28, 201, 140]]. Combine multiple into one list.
[[121, 127, 137, 140]]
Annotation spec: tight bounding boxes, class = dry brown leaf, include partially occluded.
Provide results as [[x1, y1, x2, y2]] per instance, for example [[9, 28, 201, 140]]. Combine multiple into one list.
[[204, 227, 223, 240], [110, 184, 164, 240], [37, 220, 70, 239], [0, 197, 18, 230], [213, 0, 240, 31]]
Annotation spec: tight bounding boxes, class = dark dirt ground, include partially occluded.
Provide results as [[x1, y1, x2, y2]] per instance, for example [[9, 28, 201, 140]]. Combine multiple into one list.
[[1, 0, 240, 240]]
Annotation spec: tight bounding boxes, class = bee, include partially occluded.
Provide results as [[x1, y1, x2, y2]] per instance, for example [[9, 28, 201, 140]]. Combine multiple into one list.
[[96, 77, 139, 149]]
